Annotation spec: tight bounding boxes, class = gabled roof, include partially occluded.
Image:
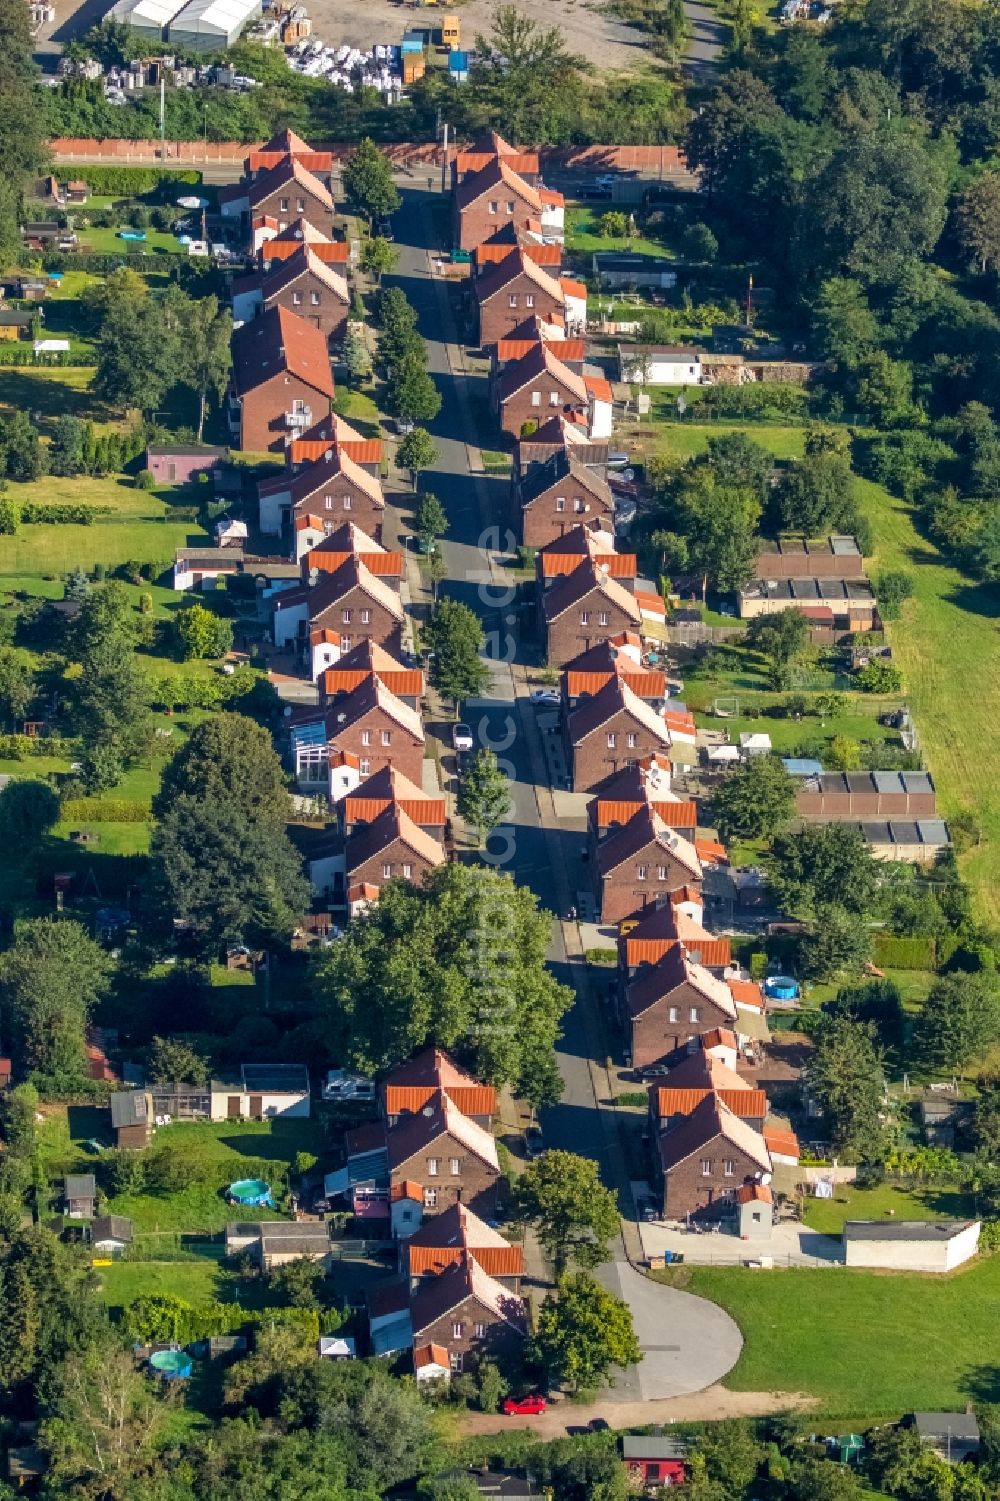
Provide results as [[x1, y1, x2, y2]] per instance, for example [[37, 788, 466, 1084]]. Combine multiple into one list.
[[410, 1253, 527, 1338], [662, 1045, 748, 1094], [325, 674, 424, 744], [538, 525, 635, 580], [520, 447, 613, 508], [413, 1342, 450, 1370], [301, 519, 386, 557], [382, 1046, 497, 1120], [249, 128, 335, 173], [476, 249, 564, 309], [343, 766, 445, 829], [477, 243, 563, 270], [621, 901, 732, 970], [262, 245, 349, 306], [287, 409, 382, 468], [496, 343, 588, 407], [389, 1093, 500, 1174], [543, 559, 642, 627], [625, 945, 736, 1022], [456, 157, 542, 214], [657, 1093, 771, 1175], [231, 305, 334, 400], [597, 805, 702, 882], [248, 154, 334, 213], [406, 1202, 524, 1279], [276, 556, 404, 625], [321, 640, 424, 700], [346, 803, 445, 875], [654, 1086, 767, 1120], [286, 446, 385, 510], [568, 676, 671, 749]]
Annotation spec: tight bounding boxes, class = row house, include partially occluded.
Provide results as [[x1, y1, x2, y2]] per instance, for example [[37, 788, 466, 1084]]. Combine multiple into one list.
[[652, 1088, 772, 1222], [259, 442, 385, 542], [403, 1201, 524, 1292], [565, 675, 673, 792], [320, 640, 424, 714], [496, 344, 591, 440], [258, 215, 350, 272], [348, 1091, 504, 1223], [475, 252, 585, 347], [220, 129, 336, 247], [536, 523, 635, 592], [544, 559, 643, 668], [409, 1253, 527, 1375], [623, 944, 739, 1070], [475, 238, 563, 274], [595, 804, 703, 924], [618, 899, 731, 980], [302, 793, 446, 908], [287, 410, 383, 473], [452, 131, 540, 187], [232, 245, 350, 344], [380, 1047, 496, 1130], [514, 414, 610, 480], [291, 673, 426, 798], [230, 305, 334, 454], [454, 156, 564, 253], [300, 522, 401, 583], [563, 638, 666, 712], [339, 766, 445, 843], [517, 447, 615, 549], [587, 755, 697, 848], [272, 555, 404, 673], [490, 315, 580, 376]]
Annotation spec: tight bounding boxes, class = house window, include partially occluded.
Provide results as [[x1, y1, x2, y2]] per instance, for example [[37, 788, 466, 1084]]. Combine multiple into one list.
[[668, 1006, 679, 1023], [382, 863, 392, 878], [279, 197, 289, 211], [361, 730, 372, 746], [506, 201, 515, 214], [508, 294, 518, 308], [474, 1322, 487, 1338], [311, 291, 320, 305], [450, 1351, 463, 1371], [292, 291, 302, 305], [606, 733, 616, 748], [359, 758, 371, 775], [427, 1158, 440, 1176], [627, 732, 637, 748], [382, 730, 391, 746], [489, 201, 498, 215], [361, 609, 371, 625], [689, 1007, 701, 1023], [324, 496, 333, 510], [452, 1322, 464, 1338], [724, 1160, 735, 1177], [343, 496, 352, 510], [555, 497, 566, 511], [599, 612, 610, 628], [450, 1157, 461, 1175], [549, 391, 560, 406], [580, 611, 590, 625], [340, 636, 351, 651], [296, 197, 305, 212], [647, 1466, 661, 1482], [721, 1187, 737, 1203], [636, 864, 647, 880], [574, 499, 585, 512], [700, 1159, 712, 1176], [531, 390, 541, 407], [656, 864, 667, 879], [526, 294, 535, 308], [403, 863, 413, 878], [342, 609, 352, 624], [424, 1187, 437, 1208]]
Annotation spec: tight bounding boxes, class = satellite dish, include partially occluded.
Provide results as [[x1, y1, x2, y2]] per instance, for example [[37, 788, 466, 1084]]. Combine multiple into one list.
[[760, 1171, 772, 1186]]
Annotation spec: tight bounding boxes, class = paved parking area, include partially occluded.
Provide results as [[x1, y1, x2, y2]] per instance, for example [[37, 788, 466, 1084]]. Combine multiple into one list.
[[638, 1219, 844, 1268]]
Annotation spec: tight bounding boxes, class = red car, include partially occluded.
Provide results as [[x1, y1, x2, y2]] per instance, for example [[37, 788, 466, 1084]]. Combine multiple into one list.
[[503, 1395, 547, 1416]]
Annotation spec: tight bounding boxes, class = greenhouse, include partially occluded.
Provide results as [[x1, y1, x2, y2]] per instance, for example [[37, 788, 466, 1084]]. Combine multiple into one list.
[[168, 0, 262, 52], [109, 0, 188, 43]]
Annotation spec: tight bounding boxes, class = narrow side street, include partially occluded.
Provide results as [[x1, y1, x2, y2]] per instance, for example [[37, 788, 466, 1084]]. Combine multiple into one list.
[[380, 183, 744, 1402]]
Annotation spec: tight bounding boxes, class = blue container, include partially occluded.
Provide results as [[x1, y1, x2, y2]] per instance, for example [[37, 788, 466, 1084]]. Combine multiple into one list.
[[764, 975, 799, 1000], [402, 33, 424, 51], [449, 50, 469, 71]]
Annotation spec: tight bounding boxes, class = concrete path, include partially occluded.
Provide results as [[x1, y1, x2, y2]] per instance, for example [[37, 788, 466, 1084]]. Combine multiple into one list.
[[461, 1383, 815, 1437], [683, 0, 727, 77]]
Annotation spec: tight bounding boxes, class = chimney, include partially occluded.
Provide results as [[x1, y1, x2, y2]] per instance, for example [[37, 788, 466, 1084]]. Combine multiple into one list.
[[309, 567, 319, 587]]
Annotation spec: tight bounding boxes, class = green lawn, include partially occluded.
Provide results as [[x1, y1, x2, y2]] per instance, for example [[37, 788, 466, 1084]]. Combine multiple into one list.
[[674, 1254, 1000, 1413], [564, 204, 674, 260], [98, 1249, 237, 1311], [0, 366, 120, 435], [801, 1182, 975, 1237], [647, 418, 808, 463]]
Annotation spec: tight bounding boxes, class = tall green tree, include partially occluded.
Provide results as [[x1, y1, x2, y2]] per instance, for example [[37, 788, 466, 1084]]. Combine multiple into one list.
[[397, 427, 438, 487], [423, 597, 490, 705], [529, 1273, 641, 1391], [0, 918, 112, 1084], [68, 582, 149, 788], [0, 0, 47, 262], [388, 351, 442, 426], [40, 1344, 168, 1501], [772, 451, 856, 535], [769, 823, 880, 916], [359, 235, 398, 285], [184, 294, 232, 443], [711, 755, 794, 843], [956, 170, 1000, 274], [414, 492, 448, 552], [914, 973, 1000, 1072], [806, 1015, 887, 1160], [665, 466, 761, 600], [342, 138, 401, 225], [471, 7, 583, 143], [515, 1151, 620, 1276], [310, 863, 572, 1105], [745, 609, 811, 689], [88, 269, 176, 415], [149, 714, 310, 955], [456, 748, 512, 846]]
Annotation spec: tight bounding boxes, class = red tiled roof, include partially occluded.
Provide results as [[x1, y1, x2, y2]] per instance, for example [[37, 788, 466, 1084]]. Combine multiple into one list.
[[566, 670, 663, 698], [539, 552, 635, 579], [728, 979, 764, 1008], [655, 1087, 767, 1119], [560, 277, 587, 300], [231, 305, 334, 400], [737, 1182, 772, 1204], [384, 1084, 496, 1118], [763, 1127, 800, 1159], [291, 437, 382, 465], [594, 798, 696, 829], [413, 1342, 450, 1370], [477, 243, 563, 268], [695, 839, 728, 865]]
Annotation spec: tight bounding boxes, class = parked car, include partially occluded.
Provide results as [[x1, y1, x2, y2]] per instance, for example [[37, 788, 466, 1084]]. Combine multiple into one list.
[[452, 723, 474, 752], [323, 1070, 375, 1102], [529, 689, 560, 706], [524, 1124, 543, 1158], [640, 1063, 671, 1080], [638, 1197, 659, 1222], [503, 1394, 547, 1415]]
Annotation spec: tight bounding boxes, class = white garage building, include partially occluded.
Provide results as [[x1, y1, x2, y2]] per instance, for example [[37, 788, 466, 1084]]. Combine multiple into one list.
[[618, 344, 703, 386], [843, 1219, 980, 1273]]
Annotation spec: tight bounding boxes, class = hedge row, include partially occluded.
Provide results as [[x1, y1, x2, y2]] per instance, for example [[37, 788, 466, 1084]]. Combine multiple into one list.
[[871, 933, 937, 970], [22, 504, 109, 526], [70, 166, 202, 196], [17, 251, 180, 275], [0, 734, 76, 758], [61, 798, 149, 824]]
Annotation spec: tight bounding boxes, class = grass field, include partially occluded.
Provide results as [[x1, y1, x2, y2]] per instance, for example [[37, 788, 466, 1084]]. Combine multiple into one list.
[[671, 1254, 1000, 1413], [0, 365, 121, 435], [564, 205, 674, 260], [801, 1182, 975, 1236]]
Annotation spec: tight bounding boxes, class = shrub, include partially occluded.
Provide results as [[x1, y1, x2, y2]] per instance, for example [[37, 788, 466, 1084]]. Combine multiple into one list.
[[0, 498, 21, 534], [61, 797, 148, 824], [856, 660, 902, 693], [21, 503, 105, 526], [134, 468, 155, 491], [70, 166, 201, 196]]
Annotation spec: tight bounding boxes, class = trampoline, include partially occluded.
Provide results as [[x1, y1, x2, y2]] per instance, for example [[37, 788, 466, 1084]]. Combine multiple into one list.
[[228, 1178, 273, 1207], [149, 1349, 192, 1380], [765, 975, 800, 1000]]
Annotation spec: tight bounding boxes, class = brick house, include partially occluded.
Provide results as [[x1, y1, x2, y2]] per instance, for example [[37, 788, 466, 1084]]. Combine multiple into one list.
[[320, 641, 424, 712], [563, 638, 665, 710], [345, 803, 446, 896], [514, 416, 609, 479], [453, 157, 563, 253], [622, 945, 738, 1069], [566, 677, 673, 792], [230, 306, 334, 454], [543, 560, 642, 668], [648, 1050, 768, 1137], [476, 240, 563, 275], [595, 805, 703, 923], [617, 901, 731, 979], [388, 1094, 501, 1220], [496, 343, 590, 439], [588, 757, 697, 851], [272, 556, 404, 670], [287, 411, 383, 473], [517, 448, 615, 549], [380, 1047, 496, 1128], [258, 247, 350, 342], [475, 252, 568, 348], [248, 154, 335, 239], [403, 1202, 524, 1290], [300, 522, 400, 581], [259, 215, 350, 270], [409, 1253, 527, 1374], [652, 1092, 772, 1221], [291, 675, 425, 793], [491, 317, 579, 375], [537, 524, 635, 592], [340, 767, 445, 841], [452, 132, 540, 187], [259, 443, 385, 539]]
